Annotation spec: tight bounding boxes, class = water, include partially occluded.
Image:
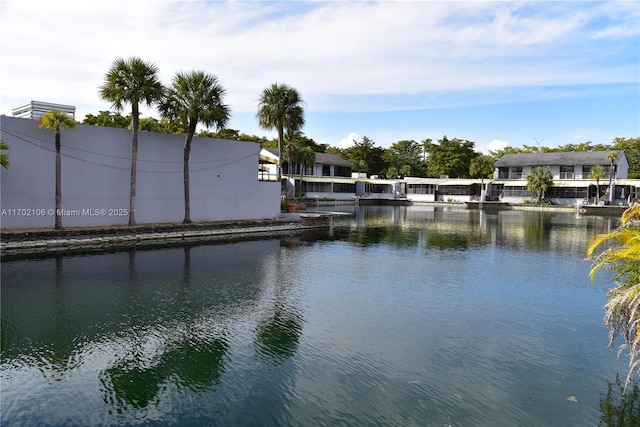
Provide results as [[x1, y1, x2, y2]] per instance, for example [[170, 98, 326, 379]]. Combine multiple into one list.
[[0, 206, 631, 426]]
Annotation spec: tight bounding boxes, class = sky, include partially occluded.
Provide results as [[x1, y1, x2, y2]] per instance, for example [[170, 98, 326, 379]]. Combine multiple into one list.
[[1, 0, 638, 153]]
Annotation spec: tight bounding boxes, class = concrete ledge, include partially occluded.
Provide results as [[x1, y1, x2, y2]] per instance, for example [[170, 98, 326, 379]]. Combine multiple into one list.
[[1, 217, 328, 256]]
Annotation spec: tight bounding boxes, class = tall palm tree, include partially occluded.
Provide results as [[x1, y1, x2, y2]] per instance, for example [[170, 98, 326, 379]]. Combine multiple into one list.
[[39, 110, 77, 230], [257, 83, 305, 186], [607, 152, 619, 203], [284, 138, 298, 181], [296, 146, 315, 198], [159, 70, 230, 224], [588, 205, 640, 387], [99, 57, 164, 226], [590, 165, 606, 205]]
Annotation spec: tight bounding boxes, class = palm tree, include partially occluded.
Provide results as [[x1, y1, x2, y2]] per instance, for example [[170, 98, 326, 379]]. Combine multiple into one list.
[[257, 83, 305, 186], [39, 110, 77, 230], [607, 152, 619, 203], [526, 166, 553, 205], [284, 138, 298, 181], [295, 146, 315, 198], [590, 165, 606, 205], [99, 57, 164, 226], [469, 155, 495, 199], [159, 70, 230, 224], [588, 206, 640, 387], [1, 139, 9, 169]]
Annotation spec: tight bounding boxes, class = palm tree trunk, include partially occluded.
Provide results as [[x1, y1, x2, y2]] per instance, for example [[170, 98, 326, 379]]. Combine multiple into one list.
[[129, 105, 140, 226], [55, 130, 62, 230], [277, 124, 284, 185], [183, 130, 195, 224]]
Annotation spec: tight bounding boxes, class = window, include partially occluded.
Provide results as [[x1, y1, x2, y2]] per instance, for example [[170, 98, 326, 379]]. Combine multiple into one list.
[[407, 184, 436, 194], [334, 166, 352, 177], [559, 166, 574, 179], [498, 167, 509, 179], [322, 165, 331, 176], [503, 186, 534, 197], [510, 167, 523, 179], [582, 165, 591, 179], [439, 185, 472, 196], [333, 183, 356, 193], [303, 182, 331, 193], [546, 186, 588, 198]]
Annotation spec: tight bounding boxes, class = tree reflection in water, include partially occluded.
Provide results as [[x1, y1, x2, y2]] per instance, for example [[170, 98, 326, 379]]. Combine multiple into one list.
[[600, 376, 640, 426]]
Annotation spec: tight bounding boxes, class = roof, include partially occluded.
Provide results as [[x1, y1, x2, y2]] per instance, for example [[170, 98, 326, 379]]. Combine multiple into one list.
[[260, 148, 353, 167], [494, 151, 625, 167]]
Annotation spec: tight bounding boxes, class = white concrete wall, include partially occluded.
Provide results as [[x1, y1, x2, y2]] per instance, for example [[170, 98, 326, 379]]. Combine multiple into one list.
[[1, 116, 280, 229]]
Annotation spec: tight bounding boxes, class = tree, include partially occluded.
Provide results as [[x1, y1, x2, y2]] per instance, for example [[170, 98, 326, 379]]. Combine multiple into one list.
[[1, 139, 8, 169], [612, 137, 640, 179], [284, 137, 298, 181], [384, 139, 424, 177], [99, 57, 164, 226], [588, 206, 640, 388], [160, 70, 230, 224], [526, 167, 553, 205], [424, 136, 477, 178], [591, 165, 606, 205], [342, 135, 386, 177], [39, 110, 77, 230], [469, 154, 495, 194], [82, 110, 131, 128], [608, 151, 619, 202], [257, 83, 305, 185], [296, 146, 315, 197]]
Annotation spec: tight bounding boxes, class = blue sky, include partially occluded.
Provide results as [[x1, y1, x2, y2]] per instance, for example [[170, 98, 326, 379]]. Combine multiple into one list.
[[1, 0, 638, 153]]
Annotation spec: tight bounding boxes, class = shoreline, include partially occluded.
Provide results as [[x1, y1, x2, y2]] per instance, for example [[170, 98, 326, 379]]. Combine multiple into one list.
[[0, 203, 623, 257], [0, 215, 329, 257]]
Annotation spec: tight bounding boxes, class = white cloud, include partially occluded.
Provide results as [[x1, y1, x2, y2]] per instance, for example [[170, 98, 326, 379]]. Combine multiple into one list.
[[0, 0, 637, 121], [337, 132, 361, 149], [485, 139, 509, 154]]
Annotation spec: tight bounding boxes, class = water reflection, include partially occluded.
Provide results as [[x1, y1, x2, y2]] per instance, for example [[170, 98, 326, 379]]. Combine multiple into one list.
[[600, 376, 640, 426], [0, 207, 628, 426]]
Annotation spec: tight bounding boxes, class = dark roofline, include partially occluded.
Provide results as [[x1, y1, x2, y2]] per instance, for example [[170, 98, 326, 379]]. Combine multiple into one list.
[[494, 150, 625, 167]]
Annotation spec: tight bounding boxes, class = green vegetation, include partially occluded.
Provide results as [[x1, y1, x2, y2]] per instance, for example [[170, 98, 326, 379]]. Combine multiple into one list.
[[1, 139, 9, 169], [257, 83, 305, 183], [588, 206, 640, 387], [591, 165, 606, 205], [526, 167, 553, 205], [99, 57, 164, 226], [39, 110, 77, 230], [159, 70, 230, 224], [81, 58, 638, 183]]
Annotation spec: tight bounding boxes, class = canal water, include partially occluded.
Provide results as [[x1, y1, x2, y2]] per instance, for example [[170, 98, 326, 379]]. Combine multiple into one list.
[[0, 206, 631, 426]]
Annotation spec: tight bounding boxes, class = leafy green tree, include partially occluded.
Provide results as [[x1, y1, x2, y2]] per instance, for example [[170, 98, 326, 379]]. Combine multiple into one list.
[[1, 139, 8, 169], [613, 137, 640, 179], [424, 136, 477, 178], [138, 117, 161, 132], [82, 110, 131, 128], [591, 165, 606, 205], [469, 154, 495, 191], [39, 110, 77, 230], [257, 83, 305, 184], [99, 57, 164, 226], [588, 206, 640, 388], [526, 166, 553, 205], [342, 135, 386, 177], [384, 139, 424, 177], [160, 70, 230, 224]]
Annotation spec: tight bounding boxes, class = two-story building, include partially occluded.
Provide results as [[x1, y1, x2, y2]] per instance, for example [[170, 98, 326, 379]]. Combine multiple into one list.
[[493, 151, 638, 205]]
